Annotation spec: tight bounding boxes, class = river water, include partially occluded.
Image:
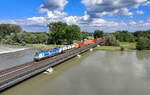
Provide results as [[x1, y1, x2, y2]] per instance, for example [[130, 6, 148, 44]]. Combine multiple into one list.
[[1, 50, 150, 95], [0, 48, 37, 70]]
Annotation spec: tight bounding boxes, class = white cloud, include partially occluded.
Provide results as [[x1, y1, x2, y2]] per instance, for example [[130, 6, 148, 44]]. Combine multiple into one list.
[[81, 0, 103, 6], [0, 0, 150, 32], [144, 1, 150, 6], [89, 18, 119, 27], [110, 8, 133, 16], [136, 10, 144, 15], [0, 20, 17, 24], [129, 20, 150, 27], [1, 17, 150, 32], [81, 0, 146, 18], [27, 17, 46, 25], [130, 21, 137, 25], [120, 21, 128, 26], [141, 22, 150, 26], [147, 17, 150, 22], [39, 0, 68, 12], [47, 11, 67, 18], [65, 16, 80, 25], [25, 10, 68, 26], [82, 11, 90, 21]]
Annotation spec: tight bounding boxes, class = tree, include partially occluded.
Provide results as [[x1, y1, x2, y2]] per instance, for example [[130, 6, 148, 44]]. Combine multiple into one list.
[[0, 24, 22, 38], [81, 32, 93, 40], [94, 30, 104, 39], [136, 37, 150, 50], [35, 32, 49, 44], [12, 32, 49, 45], [114, 31, 135, 42], [134, 30, 150, 40], [0, 36, 2, 43], [47, 22, 68, 44], [65, 25, 82, 44], [104, 35, 120, 46], [3, 35, 14, 45], [47, 21, 82, 45], [0, 24, 23, 45]]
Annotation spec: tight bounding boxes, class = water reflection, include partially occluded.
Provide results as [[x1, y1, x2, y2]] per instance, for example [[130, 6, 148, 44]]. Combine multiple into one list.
[[1, 50, 150, 95], [136, 51, 150, 60]]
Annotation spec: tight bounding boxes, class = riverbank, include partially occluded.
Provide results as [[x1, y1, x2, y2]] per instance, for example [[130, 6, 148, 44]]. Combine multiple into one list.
[[95, 42, 136, 51]]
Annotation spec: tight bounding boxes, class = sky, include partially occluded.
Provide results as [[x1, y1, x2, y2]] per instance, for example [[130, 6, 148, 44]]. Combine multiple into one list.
[[0, 0, 150, 33]]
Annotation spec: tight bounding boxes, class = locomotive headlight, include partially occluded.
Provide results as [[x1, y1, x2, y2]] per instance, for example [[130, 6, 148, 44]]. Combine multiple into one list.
[[39, 54, 43, 58]]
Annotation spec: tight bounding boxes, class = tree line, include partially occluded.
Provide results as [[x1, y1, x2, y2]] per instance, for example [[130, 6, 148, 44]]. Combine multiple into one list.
[[47, 22, 82, 45], [113, 30, 150, 50], [0, 24, 49, 45], [0, 22, 150, 50], [0, 22, 92, 45]]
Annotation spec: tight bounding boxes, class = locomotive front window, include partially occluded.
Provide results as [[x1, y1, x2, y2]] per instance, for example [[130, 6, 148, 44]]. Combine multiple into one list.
[[35, 52, 39, 56]]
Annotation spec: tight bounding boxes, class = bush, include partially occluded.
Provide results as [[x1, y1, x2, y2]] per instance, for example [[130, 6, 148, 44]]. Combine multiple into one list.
[[114, 31, 135, 42], [94, 30, 104, 39], [120, 46, 125, 51], [136, 37, 150, 50], [104, 35, 120, 46]]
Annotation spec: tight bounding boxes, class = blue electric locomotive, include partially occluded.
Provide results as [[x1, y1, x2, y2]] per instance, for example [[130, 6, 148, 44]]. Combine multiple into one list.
[[34, 47, 62, 61], [34, 44, 76, 61]]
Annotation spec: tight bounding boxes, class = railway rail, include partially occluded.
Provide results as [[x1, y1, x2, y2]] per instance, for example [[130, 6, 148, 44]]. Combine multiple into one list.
[[0, 40, 104, 92]]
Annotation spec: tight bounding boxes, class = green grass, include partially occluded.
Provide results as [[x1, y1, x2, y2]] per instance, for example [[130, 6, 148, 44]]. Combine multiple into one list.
[[95, 46, 121, 51], [73, 40, 80, 44], [120, 42, 136, 47], [26, 44, 64, 49], [120, 42, 136, 50], [95, 42, 136, 51]]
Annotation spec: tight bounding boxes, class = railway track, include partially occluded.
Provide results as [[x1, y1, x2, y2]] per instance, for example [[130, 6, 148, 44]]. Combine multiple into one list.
[[0, 40, 104, 92]]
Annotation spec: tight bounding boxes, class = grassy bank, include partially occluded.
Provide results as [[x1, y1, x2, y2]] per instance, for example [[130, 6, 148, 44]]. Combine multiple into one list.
[[120, 42, 136, 49], [95, 42, 136, 51], [26, 44, 64, 49], [95, 46, 121, 51]]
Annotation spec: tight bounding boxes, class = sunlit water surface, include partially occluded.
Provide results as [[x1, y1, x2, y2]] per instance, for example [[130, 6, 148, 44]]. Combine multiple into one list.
[[1, 50, 150, 95], [0, 48, 37, 70]]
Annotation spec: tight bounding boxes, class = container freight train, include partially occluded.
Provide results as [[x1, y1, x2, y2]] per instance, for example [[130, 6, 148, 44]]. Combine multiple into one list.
[[34, 37, 106, 61]]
